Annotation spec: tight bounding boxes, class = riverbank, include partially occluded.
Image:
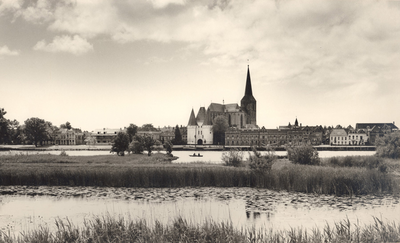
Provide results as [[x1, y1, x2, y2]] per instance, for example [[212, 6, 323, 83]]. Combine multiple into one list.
[[0, 144, 376, 152], [0, 153, 397, 196], [1, 186, 400, 243]]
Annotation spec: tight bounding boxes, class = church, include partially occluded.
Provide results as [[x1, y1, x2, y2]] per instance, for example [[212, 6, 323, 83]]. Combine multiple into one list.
[[187, 66, 257, 145]]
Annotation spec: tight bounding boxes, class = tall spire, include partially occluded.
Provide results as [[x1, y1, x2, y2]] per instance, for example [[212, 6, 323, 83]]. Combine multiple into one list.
[[244, 65, 253, 96], [187, 109, 197, 126]]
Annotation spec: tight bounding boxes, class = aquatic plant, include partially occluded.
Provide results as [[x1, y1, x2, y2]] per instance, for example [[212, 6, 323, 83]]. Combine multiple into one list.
[[221, 148, 244, 167], [1, 216, 399, 243], [0, 154, 397, 196]]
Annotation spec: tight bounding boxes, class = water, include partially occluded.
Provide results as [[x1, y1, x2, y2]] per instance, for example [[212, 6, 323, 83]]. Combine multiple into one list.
[[1, 187, 399, 236], [0, 150, 376, 163]]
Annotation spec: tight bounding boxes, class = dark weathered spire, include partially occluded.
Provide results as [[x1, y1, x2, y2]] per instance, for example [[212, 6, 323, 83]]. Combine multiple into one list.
[[196, 107, 206, 125], [294, 118, 299, 127], [203, 108, 212, 125], [244, 65, 253, 96], [188, 109, 197, 126]]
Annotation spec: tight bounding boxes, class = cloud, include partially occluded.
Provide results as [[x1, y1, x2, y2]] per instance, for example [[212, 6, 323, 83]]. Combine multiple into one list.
[[3, 0, 400, 93], [149, 0, 186, 9], [0, 0, 22, 13], [33, 35, 93, 55], [0, 45, 20, 56], [22, 0, 54, 23]]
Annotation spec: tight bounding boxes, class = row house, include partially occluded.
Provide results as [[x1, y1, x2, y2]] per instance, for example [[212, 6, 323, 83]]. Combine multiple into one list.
[[330, 128, 368, 146], [55, 128, 84, 145], [355, 123, 398, 145], [92, 128, 126, 144], [225, 126, 322, 147]]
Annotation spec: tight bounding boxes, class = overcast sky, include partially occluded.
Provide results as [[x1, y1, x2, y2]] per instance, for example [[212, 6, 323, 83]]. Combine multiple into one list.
[[1, 0, 399, 131]]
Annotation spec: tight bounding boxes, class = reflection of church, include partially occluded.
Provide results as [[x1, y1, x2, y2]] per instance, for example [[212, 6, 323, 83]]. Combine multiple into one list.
[[187, 66, 257, 145]]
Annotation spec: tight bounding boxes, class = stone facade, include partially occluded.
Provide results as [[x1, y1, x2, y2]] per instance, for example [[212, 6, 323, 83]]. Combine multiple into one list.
[[92, 128, 126, 144], [187, 66, 257, 145], [225, 124, 322, 147], [55, 128, 84, 145]]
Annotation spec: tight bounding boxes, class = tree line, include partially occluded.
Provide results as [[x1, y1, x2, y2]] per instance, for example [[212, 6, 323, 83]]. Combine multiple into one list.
[[0, 108, 81, 147]]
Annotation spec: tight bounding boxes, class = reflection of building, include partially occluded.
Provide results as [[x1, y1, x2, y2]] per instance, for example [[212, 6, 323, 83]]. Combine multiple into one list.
[[187, 66, 257, 145], [92, 128, 126, 144]]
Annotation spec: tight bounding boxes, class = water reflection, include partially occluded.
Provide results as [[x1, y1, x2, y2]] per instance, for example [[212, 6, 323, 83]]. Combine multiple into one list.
[[1, 190, 399, 236]]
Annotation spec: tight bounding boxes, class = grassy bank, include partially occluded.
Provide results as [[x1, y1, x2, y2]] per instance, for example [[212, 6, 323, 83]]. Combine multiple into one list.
[[0, 154, 397, 196], [1, 216, 399, 243]]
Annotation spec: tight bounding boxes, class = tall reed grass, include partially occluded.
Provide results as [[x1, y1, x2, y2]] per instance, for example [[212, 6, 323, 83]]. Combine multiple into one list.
[[0, 163, 396, 196], [1, 216, 399, 243]]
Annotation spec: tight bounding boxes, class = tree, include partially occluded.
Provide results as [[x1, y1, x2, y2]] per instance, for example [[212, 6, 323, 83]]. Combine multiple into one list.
[[140, 123, 158, 131], [212, 115, 229, 145], [173, 125, 182, 145], [248, 146, 276, 173], [60, 122, 72, 130], [165, 140, 173, 155], [155, 140, 162, 153], [143, 135, 156, 156], [126, 123, 138, 142], [0, 108, 10, 144], [9, 120, 23, 144], [24, 117, 49, 147], [287, 144, 320, 165], [46, 122, 60, 144], [375, 132, 400, 159], [129, 138, 144, 154], [110, 132, 130, 156]]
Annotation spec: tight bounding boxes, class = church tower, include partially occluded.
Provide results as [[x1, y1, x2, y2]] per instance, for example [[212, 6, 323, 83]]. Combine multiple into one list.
[[240, 65, 257, 126]]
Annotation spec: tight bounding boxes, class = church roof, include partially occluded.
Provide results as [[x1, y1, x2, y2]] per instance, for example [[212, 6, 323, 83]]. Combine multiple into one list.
[[208, 103, 240, 112], [208, 103, 224, 112], [187, 109, 197, 126]]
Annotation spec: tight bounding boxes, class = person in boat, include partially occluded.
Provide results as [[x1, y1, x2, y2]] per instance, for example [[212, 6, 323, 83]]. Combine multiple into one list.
[[193, 153, 196, 156], [198, 153, 201, 156]]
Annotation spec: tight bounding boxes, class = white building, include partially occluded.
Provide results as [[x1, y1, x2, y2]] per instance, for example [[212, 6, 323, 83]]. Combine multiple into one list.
[[187, 107, 213, 145], [330, 129, 348, 145]]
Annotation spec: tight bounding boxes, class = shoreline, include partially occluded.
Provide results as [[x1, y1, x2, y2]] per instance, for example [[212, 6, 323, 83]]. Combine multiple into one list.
[[0, 144, 376, 152]]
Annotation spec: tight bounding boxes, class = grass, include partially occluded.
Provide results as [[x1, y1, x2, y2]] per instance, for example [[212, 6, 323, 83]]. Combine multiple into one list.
[[1, 216, 399, 243], [0, 154, 398, 196]]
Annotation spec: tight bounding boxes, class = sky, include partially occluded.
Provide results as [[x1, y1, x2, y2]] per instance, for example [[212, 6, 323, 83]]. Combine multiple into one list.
[[1, 0, 400, 132]]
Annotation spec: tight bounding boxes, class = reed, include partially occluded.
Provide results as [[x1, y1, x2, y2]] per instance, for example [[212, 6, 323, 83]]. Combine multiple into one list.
[[0, 154, 397, 196], [1, 216, 399, 243]]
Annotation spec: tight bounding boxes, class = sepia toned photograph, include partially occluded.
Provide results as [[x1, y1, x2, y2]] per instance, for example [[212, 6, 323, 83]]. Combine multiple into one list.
[[1, 0, 400, 242]]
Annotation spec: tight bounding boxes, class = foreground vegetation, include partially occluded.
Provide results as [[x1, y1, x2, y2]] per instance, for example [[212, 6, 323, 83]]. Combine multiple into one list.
[[1, 216, 399, 243], [0, 152, 398, 196]]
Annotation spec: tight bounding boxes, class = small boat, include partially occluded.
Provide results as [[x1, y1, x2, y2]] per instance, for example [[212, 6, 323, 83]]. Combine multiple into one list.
[[189, 154, 203, 157]]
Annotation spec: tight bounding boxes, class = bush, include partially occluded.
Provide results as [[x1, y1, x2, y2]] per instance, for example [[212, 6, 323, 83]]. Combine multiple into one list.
[[376, 132, 400, 159], [326, 156, 383, 169], [287, 144, 320, 165], [129, 140, 144, 154], [248, 146, 276, 173], [165, 141, 173, 155], [59, 150, 68, 156], [221, 148, 243, 167], [110, 132, 130, 156]]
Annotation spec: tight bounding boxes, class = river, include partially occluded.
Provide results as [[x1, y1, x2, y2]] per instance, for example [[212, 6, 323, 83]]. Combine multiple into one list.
[[0, 150, 376, 163], [0, 186, 399, 236]]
